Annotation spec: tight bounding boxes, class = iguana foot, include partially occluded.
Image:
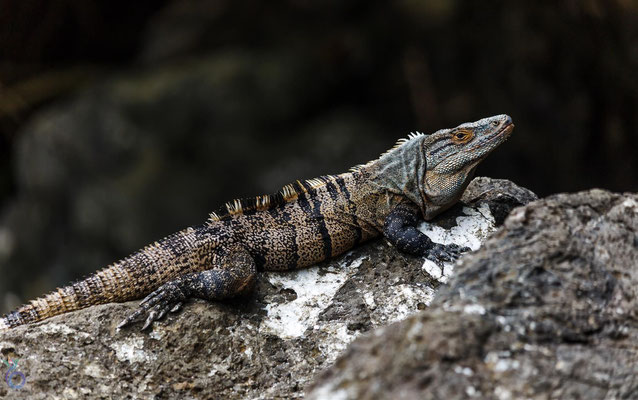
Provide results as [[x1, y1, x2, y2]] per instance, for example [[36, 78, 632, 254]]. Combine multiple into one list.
[[425, 243, 471, 265], [117, 281, 189, 331], [117, 260, 256, 331]]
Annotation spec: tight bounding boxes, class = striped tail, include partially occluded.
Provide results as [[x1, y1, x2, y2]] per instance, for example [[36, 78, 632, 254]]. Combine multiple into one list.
[[0, 261, 142, 331], [0, 226, 202, 331]]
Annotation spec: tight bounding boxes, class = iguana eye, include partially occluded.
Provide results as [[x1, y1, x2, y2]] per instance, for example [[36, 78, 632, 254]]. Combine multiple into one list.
[[491, 120, 499, 127], [451, 129, 473, 143]]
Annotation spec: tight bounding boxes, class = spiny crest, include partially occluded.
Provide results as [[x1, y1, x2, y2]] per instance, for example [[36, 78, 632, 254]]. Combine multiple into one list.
[[281, 183, 297, 200], [349, 131, 425, 172], [208, 176, 333, 222], [226, 198, 244, 216]]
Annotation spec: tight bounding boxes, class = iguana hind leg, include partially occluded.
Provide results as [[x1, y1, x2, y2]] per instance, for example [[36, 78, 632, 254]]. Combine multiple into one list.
[[383, 202, 470, 264], [117, 248, 256, 331]]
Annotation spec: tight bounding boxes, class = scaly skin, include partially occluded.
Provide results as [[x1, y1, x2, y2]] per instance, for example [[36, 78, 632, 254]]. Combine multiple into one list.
[[0, 114, 514, 331]]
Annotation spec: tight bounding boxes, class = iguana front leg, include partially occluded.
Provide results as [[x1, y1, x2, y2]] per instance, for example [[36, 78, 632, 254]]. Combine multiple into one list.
[[383, 202, 470, 263], [117, 248, 256, 330]]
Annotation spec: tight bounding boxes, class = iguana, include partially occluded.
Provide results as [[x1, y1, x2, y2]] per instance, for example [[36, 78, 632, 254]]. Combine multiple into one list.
[[0, 114, 514, 331]]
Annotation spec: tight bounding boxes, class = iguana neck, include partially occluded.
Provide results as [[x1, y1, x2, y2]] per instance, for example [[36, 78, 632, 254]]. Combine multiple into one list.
[[363, 135, 429, 216]]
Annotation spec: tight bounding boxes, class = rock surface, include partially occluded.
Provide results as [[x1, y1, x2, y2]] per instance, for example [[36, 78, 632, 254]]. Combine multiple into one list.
[[0, 177, 530, 399], [308, 189, 638, 400]]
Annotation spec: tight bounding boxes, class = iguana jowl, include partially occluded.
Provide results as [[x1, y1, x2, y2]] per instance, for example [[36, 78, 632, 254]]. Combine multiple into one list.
[[0, 115, 514, 331]]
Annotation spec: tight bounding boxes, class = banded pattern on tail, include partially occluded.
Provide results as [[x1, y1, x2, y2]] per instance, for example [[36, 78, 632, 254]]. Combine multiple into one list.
[[1, 262, 133, 329], [1, 226, 203, 330]]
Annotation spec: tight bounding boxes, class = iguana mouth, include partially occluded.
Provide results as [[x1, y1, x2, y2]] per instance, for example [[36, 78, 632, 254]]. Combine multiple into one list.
[[471, 121, 514, 152], [500, 122, 514, 137], [489, 121, 514, 141]]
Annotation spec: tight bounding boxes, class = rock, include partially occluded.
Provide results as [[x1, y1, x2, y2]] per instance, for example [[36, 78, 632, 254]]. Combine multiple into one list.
[[307, 189, 638, 400], [417, 177, 537, 284], [0, 178, 533, 399], [461, 176, 538, 225]]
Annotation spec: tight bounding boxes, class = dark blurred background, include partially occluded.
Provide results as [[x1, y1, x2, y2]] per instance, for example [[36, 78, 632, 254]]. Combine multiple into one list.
[[1, 0, 637, 313]]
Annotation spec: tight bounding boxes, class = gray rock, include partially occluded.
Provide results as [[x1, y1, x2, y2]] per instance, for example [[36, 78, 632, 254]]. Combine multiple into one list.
[[0, 177, 532, 399], [308, 189, 638, 400], [461, 176, 538, 225]]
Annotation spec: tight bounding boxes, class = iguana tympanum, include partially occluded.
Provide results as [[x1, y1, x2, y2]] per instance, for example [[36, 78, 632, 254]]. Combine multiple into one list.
[[0, 115, 514, 331]]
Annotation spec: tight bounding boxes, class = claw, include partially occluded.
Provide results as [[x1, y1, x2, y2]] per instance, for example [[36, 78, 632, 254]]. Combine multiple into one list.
[[141, 309, 158, 331], [156, 308, 168, 321], [116, 282, 189, 331], [140, 291, 160, 308], [117, 307, 146, 330], [425, 243, 471, 265]]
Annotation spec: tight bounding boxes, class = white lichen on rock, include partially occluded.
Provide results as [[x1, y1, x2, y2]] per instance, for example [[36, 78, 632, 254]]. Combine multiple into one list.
[[314, 322, 357, 363], [260, 254, 366, 339], [109, 337, 157, 363], [420, 203, 497, 283], [364, 283, 435, 326]]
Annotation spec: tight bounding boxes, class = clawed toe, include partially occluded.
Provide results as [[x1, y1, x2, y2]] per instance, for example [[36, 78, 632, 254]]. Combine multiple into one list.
[[426, 243, 471, 265], [116, 283, 188, 331]]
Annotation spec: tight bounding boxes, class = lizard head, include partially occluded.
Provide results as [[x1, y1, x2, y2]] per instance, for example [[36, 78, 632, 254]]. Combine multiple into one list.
[[365, 114, 513, 220], [419, 114, 514, 216], [424, 114, 514, 175]]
